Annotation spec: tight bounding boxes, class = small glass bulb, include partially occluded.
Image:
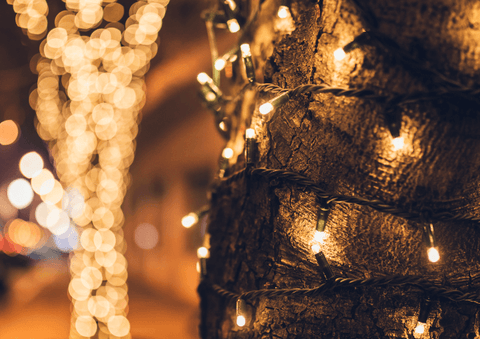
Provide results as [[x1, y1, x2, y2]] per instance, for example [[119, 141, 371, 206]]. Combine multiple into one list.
[[427, 247, 440, 263], [227, 19, 240, 33], [415, 322, 425, 334], [215, 58, 227, 71], [197, 72, 210, 85], [311, 243, 321, 254], [196, 261, 201, 273], [334, 48, 346, 61], [181, 213, 198, 228], [205, 92, 216, 102], [259, 103, 274, 115], [236, 315, 246, 327], [240, 43, 251, 57], [197, 246, 209, 259], [392, 136, 405, 151], [222, 147, 234, 159], [314, 231, 326, 242], [277, 6, 290, 19], [245, 128, 255, 139]]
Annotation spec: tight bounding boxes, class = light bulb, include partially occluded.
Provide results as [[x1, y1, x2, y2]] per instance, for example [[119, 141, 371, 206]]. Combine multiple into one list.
[[415, 322, 425, 334], [240, 43, 251, 58], [224, 0, 237, 11], [219, 121, 227, 131], [245, 128, 255, 139], [259, 103, 273, 115], [277, 6, 290, 19], [314, 231, 326, 242], [427, 247, 440, 263], [311, 243, 320, 254], [227, 19, 240, 33], [197, 246, 209, 259], [197, 72, 210, 85], [236, 315, 246, 327], [181, 212, 198, 228], [222, 147, 234, 159], [215, 58, 227, 71], [392, 136, 404, 150], [334, 48, 346, 61]]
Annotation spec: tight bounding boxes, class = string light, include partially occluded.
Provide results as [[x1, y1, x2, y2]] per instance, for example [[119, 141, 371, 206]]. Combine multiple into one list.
[[182, 212, 199, 228], [240, 43, 255, 83], [245, 128, 256, 165], [311, 244, 334, 280], [392, 136, 405, 150], [223, 0, 240, 33], [236, 298, 247, 327], [277, 6, 290, 19], [197, 246, 209, 277], [259, 91, 290, 114], [197, 72, 223, 97], [415, 298, 432, 336], [334, 32, 370, 61], [333, 48, 347, 61], [314, 202, 329, 242], [424, 223, 440, 263]]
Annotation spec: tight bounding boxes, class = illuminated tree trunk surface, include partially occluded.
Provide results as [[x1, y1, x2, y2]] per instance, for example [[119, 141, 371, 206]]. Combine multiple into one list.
[[199, 0, 480, 338]]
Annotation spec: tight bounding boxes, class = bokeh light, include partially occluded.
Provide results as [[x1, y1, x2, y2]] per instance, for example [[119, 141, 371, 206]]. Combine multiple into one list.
[[0, 120, 20, 145], [11, 0, 171, 336], [134, 223, 159, 250], [19, 151, 44, 178], [7, 178, 34, 209]]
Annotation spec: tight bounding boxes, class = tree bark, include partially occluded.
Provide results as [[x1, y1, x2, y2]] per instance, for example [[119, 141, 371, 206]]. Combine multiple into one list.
[[200, 0, 480, 338]]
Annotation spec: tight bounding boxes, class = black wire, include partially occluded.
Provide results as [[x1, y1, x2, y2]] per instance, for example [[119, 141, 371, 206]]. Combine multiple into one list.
[[208, 274, 480, 306], [217, 167, 479, 224]]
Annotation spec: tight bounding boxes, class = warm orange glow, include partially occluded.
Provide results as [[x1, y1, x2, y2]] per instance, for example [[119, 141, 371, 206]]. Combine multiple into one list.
[[0, 120, 19, 145]]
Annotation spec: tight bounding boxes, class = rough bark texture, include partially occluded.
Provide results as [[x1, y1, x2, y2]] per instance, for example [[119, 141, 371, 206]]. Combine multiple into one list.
[[200, 0, 480, 338]]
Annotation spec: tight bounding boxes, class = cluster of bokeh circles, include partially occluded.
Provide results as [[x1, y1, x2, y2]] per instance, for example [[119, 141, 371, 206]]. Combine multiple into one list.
[[8, 0, 49, 40], [8, 0, 169, 337]]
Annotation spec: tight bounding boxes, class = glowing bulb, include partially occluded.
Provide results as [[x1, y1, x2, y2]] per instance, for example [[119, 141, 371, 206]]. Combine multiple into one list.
[[215, 58, 227, 71], [181, 212, 198, 228], [334, 48, 346, 61], [7, 178, 34, 209], [197, 72, 210, 85], [240, 43, 251, 57], [277, 6, 290, 19], [197, 246, 209, 258], [392, 136, 404, 151], [259, 103, 273, 115], [311, 243, 320, 254], [245, 128, 255, 139], [19, 151, 44, 178], [219, 121, 227, 131], [415, 322, 425, 334], [222, 147, 234, 159], [236, 315, 246, 327], [227, 19, 240, 33], [314, 231, 326, 242], [427, 247, 440, 263], [205, 92, 216, 102]]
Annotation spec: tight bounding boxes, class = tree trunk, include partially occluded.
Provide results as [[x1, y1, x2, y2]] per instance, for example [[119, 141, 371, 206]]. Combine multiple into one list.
[[199, 0, 480, 338]]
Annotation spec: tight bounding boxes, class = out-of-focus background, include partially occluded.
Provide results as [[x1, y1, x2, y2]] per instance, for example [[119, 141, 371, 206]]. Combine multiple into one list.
[[0, 0, 234, 337]]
